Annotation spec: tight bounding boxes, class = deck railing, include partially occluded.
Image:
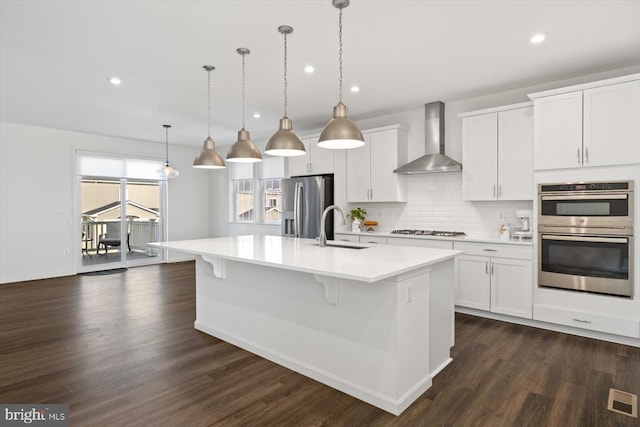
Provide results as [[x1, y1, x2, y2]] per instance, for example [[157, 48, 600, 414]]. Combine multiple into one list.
[[82, 220, 159, 255]]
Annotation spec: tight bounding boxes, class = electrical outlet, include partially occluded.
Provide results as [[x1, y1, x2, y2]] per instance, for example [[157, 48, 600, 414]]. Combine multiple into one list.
[[497, 211, 505, 221]]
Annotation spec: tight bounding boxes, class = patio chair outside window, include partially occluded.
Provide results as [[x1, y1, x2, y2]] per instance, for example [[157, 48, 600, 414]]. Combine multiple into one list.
[[97, 222, 130, 255]]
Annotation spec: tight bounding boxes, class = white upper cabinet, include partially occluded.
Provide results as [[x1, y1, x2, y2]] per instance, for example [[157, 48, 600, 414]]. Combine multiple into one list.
[[532, 92, 583, 170], [287, 136, 335, 177], [529, 75, 640, 170], [583, 80, 640, 167], [461, 103, 533, 201], [498, 107, 534, 200], [346, 126, 408, 203]]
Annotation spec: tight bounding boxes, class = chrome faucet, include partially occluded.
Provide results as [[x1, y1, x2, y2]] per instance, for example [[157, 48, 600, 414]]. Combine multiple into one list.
[[319, 205, 346, 247]]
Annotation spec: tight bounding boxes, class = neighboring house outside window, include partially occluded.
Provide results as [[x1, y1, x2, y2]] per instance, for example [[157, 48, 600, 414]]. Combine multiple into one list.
[[262, 178, 282, 223], [233, 178, 254, 222]]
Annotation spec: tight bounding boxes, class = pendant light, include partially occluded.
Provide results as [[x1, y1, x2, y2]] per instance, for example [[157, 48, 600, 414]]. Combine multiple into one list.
[[193, 65, 226, 169], [157, 124, 179, 179], [318, 0, 364, 149], [226, 48, 263, 163], [265, 25, 306, 157]]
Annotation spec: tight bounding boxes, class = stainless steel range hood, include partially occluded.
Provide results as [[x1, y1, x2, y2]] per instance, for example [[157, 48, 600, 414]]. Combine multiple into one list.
[[393, 101, 462, 174]]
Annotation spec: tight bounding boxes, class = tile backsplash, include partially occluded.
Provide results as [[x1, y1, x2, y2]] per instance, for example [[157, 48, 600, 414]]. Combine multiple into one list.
[[349, 173, 533, 238]]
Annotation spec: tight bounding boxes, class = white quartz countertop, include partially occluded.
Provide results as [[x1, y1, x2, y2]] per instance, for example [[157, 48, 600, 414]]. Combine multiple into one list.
[[149, 235, 462, 283], [336, 231, 533, 246]]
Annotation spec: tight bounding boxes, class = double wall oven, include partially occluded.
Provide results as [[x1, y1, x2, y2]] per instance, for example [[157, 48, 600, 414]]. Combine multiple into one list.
[[538, 181, 634, 297]]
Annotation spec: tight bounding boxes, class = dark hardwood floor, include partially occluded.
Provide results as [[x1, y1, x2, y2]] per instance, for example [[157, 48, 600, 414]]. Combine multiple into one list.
[[1, 262, 638, 426]]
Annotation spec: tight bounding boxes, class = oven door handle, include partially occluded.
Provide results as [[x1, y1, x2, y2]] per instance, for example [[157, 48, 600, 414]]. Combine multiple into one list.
[[541, 235, 628, 244], [540, 194, 628, 201]]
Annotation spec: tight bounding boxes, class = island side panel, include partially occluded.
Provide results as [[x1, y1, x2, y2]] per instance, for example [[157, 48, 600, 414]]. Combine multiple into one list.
[[395, 267, 432, 411], [429, 259, 455, 375], [193, 256, 433, 415]]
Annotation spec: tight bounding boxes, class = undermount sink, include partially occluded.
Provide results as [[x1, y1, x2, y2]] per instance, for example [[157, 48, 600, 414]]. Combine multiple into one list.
[[309, 241, 369, 250]]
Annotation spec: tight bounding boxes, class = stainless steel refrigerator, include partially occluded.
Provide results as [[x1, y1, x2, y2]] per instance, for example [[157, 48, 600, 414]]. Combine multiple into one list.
[[281, 175, 334, 240]]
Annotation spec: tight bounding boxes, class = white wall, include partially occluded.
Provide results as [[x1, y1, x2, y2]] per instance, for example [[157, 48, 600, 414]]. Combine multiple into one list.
[[0, 122, 211, 283]]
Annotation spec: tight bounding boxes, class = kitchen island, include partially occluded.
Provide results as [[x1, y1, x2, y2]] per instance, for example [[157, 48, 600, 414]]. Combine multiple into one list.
[[149, 235, 462, 415]]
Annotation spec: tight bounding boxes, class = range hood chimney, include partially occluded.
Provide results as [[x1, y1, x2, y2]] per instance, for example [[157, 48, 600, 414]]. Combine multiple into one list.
[[393, 101, 462, 174]]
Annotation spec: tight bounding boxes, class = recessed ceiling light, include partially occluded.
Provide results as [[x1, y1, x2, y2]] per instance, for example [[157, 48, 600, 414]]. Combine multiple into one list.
[[304, 65, 315, 74], [530, 33, 546, 44], [109, 77, 122, 86], [350, 85, 360, 93], [253, 113, 261, 119]]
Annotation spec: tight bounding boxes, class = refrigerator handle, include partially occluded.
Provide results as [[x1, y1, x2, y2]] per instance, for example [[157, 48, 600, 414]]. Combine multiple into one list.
[[294, 182, 303, 237]]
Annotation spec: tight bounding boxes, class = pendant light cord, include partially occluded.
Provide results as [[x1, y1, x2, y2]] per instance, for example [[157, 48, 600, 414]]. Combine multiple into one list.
[[283, 31, 288, 117], [241, 52, 246, 129], [338, 7, 343, 102], [207, 69, 212, 138], [165, 126, 169, 164]]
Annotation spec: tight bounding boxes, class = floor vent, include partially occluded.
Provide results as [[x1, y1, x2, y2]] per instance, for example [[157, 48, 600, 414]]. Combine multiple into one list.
[[608, 388, 638, 418]]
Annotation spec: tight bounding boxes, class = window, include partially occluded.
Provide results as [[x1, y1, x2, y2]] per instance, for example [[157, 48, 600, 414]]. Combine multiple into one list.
[[233, 178, 254, 221], [263, 178, 282, 223], [230, 157, 284, 224]]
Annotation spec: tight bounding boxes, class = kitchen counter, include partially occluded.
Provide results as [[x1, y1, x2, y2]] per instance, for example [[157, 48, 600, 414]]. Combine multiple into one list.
[[150, 235, 461, 282], [149, 235, 461, 415], [336, 230, 533, 246]]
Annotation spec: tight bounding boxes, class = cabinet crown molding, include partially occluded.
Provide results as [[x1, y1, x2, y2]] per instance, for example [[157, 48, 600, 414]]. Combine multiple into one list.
[[527, 73, 640, 99], [458, 101, 533, 118]]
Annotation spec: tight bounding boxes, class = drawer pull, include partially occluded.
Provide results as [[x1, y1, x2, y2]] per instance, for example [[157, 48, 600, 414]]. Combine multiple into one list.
[[367, 241, 378, 244], [483, 249, 498, 252], [572, 318, 592, 324]]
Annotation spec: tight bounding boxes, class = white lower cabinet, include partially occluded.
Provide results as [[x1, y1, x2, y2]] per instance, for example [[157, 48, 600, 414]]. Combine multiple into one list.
[[358, 235, 388, 245], [334, 233, 359, 243], [456, 255, 491, 310], [454, 242, 533, 319], [534, 305, 639, 338], [387, 237, 453, 250]]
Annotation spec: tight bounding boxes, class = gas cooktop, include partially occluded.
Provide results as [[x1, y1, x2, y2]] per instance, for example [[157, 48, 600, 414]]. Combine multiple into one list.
[[391, 229, 467, 237]]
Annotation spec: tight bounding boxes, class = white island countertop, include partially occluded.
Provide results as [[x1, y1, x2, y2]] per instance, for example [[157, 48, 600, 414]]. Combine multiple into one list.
[[150, 235, 462, 283]]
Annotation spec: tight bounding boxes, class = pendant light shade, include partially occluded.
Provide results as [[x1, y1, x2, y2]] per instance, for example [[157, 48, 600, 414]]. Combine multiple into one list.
[[227, 48, 263, 163], [157, 124, 179, 179], [193, 136, 225, 169], [318, 0, 364, 150], [317, 101, 364, 149], [193, 65, 226, 169], [227, 128, 262, 163], [265, 25, 306, 157]]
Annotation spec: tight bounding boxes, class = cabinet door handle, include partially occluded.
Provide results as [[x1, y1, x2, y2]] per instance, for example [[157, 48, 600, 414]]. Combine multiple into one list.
[[572, 318, 592, 324], [577, 148, 581, 164], [498, 185, 502, 198], [491, 263, 494, 276], [493, 185, 496, 197], [485, 261, 489, 274], [584, 147, 589, 164], [483, 249, 497, 252], [370, 189, 373, 200]]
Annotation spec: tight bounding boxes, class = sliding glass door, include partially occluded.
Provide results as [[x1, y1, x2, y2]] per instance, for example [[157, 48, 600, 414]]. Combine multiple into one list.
[[79, 178, 164, 271], [76, 151, 167, 273]]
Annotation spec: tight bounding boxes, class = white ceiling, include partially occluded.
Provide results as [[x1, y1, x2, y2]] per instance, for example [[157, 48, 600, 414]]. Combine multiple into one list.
[[1, 0, 640, 148]]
